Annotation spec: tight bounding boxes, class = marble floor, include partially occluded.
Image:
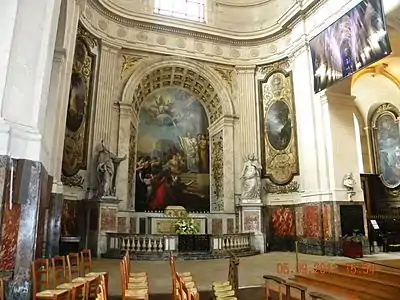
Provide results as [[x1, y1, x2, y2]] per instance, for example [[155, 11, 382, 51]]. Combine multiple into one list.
[[91, 252, 400, 297]]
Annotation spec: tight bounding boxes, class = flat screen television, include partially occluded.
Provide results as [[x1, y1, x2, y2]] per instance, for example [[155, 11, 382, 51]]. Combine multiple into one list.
[[310, 0, 392, 93]]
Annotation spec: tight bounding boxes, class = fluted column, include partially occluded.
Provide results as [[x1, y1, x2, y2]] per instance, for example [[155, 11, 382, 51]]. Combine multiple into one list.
[[115, 102, 132, 210], [364, 126, 375, 173], [92, 43, 120, 148], [235, 65, 259, 158]]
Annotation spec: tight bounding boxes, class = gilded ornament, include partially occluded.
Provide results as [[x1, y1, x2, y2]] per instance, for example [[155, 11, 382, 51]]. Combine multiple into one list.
[[211, 132, 224, 211], [264, 180, 300, 194], [61, 173, 84, 188], [121, 55, 142, 78], [76, 23, 98, 48]]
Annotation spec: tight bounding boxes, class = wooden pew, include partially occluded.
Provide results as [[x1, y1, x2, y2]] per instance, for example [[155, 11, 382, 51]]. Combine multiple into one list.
[[263, 275, 286, 300], [309, 292, 338, 300]]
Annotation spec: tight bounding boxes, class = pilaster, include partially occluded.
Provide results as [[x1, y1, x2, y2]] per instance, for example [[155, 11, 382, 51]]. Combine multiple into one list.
[[235, 65, 258, 157], [92, 43, 120, 148], [115, 102, 132, 210]]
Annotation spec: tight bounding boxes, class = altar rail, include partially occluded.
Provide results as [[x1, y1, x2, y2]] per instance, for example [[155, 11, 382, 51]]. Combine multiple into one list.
[[105, 232, 254, 253]]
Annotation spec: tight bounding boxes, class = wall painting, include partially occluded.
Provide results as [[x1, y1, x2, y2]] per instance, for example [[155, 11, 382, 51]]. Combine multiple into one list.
[[135, 87, 210, 212], [258, 69, 299, 185], [371, 103, 400, 189], [61, 24, 97, 180]]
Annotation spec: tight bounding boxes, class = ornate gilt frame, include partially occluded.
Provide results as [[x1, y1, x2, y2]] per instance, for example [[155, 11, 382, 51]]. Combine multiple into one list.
[[370, 103, 400, 189], [258, 69, 299, 185]]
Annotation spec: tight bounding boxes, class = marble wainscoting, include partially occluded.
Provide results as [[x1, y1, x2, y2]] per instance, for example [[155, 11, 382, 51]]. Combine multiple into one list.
[[115, 211, 237, 235], [268, 201, 366, 256]]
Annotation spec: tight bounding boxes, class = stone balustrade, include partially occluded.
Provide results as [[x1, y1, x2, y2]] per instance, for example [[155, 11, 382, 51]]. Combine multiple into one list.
[[105, 232, 254, 257]]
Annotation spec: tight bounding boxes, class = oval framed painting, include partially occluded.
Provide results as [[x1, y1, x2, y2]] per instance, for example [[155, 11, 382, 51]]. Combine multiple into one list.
[[265, 100, 292, 151], [372, 107, 400, 189]]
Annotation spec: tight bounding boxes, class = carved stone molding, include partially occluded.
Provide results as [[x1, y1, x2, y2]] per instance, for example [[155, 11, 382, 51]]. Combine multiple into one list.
[[61, 173, 84, 188]]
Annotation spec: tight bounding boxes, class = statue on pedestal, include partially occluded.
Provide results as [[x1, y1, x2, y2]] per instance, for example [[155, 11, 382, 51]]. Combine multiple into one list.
[[240, 154, 262, 201], [96, 141, 127, 197]]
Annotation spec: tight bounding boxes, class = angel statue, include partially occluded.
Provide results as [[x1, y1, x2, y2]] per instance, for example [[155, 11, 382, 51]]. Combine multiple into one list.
[[240, 154, 262, 201], [343, 173, 356, 201], [96, 141, 127, 197]]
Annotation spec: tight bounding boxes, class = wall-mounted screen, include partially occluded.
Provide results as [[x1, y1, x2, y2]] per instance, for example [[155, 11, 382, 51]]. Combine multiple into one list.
[[310, 0, 392, 93]]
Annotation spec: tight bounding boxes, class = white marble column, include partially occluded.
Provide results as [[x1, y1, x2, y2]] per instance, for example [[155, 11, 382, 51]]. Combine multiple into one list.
[[223, 117, 235, 213], [235, 65, 259, 158], [319, 91, 364, 202], [290, 46, 324, 200], [92, 43, 120, 149], [115, 102, 132, 210], [0, 0, 62, 169], [50, 0, 80, 192]]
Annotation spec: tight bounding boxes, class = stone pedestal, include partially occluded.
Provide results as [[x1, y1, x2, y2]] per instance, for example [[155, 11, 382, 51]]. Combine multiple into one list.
[[239, 201, 265, 253], [96, 197, 119, 257]]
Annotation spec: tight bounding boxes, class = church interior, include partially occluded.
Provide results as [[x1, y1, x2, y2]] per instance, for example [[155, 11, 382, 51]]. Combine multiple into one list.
[[3, 0, 400, 299]]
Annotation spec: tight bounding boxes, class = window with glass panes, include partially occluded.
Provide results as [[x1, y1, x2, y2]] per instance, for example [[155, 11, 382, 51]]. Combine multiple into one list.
[[154, 0, 205, 22]]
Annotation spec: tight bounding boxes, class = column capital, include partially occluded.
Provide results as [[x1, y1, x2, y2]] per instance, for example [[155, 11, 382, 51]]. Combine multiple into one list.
[[101, 40, 121, 53], [117, 101, 132, 116], [235, 65, 256, 74], [209, 114, 238, 134], [319, 91, 356, 106]]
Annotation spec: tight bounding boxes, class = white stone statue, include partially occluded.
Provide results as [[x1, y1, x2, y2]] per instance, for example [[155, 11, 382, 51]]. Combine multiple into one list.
[[96, 141, 127, 197], [240, 154, 262, 201], [343, 173, 356, 201]]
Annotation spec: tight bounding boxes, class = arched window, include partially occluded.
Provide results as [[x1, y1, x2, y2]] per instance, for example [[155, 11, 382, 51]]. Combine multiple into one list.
[[154, 0, 205, 22], [353, 113, 364, 174]]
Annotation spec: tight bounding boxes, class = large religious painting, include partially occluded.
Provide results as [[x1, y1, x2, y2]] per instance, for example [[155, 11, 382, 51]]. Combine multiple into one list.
[[135, 87, 210, 212], [371, 103, 400, 189], [258, 69, 299, 185], [62, 24, 97, 180]]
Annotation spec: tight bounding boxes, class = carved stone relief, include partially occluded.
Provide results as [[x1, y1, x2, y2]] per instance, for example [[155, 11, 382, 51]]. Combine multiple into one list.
[[61, 23, 99, 184], [258, 64, 299, 185], [211, 132, 224, 211]]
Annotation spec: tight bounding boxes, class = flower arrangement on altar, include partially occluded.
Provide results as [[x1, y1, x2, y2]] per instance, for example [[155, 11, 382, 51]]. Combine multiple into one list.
[[173, 211, 199, 234]]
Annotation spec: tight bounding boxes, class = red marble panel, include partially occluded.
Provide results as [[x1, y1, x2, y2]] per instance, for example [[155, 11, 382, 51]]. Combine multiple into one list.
[[117, 217, 126, 233], [100, 208, 117, 231], [323, 203, 333, 239], [129, 218, 137, 234], [0, 200, 21, 271], [302, 205, 320, 238], [212, 219, 223, 234], [271, 207, 295, 236], [226, 218, 234, 234]]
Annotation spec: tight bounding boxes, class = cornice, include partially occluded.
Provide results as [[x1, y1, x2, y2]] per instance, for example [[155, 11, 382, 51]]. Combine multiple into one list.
[[90, 0, 325, 45]]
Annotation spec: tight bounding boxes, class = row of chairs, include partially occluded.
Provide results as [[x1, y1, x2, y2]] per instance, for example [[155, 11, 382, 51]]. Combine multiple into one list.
[[169, 253, 199, 300], [212, 253, 239, 300], [263, 275, 337, 300], [120, 251, 149, 300], [32, 249, 108, 300], [94, 275, 108, 300]]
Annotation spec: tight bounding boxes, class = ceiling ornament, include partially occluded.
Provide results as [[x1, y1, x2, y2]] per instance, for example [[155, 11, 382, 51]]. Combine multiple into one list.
[[87, 0, 323, 46], [257, 58, 291, 76], [132, 66, 223, 123]]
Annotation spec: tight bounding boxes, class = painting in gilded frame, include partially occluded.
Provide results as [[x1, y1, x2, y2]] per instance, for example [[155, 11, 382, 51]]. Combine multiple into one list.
[[135, 87, 211, 212], [371, 103, 400, 189], [258, 70, 299, 185], [62, 25, 97, 177]]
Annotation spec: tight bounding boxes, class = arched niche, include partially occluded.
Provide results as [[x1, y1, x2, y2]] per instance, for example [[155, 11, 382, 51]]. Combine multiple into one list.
[[370, 103, 400, 189], [121, 56, 235, 213]]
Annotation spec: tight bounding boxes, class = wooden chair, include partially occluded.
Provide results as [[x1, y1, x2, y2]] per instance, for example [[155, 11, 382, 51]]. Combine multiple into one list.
[[31, 258, 70, 300], [80, 249, 109, 296], [124, 251, 147, 278], [52, 256, 87, 300], [95, 275, 107, 300], [212, 252, 239, 293], [121, 258, 148, 290], [66, 253, 98, 298], [176, 273, 199, 300], [169, 254, 195, 300], [120, 260, 148, 300], [309, 292, 338, 300], [284, 282, 307, 300], [263, 275, 286, 300]]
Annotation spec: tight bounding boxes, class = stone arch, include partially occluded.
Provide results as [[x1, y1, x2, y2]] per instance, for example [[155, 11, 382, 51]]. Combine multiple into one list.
[[120, 56, 235, 213], [122, 56, 234, 123]]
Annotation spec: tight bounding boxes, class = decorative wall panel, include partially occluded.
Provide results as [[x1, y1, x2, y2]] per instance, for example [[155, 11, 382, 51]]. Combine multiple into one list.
[[211, 132, 224, 211], [258, 62, 299, 185], [271, 207, 295, 237], [61, 23, 98, 182]]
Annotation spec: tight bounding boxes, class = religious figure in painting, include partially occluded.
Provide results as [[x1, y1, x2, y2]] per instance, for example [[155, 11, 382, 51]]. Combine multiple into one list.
[[135, 88, 210, 212], [179, 132, 199, 173], [240, 154, 262, 201], [266, 100, 292, 151], [198, 134, 209, 173], [96, 141, 127, 197]]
